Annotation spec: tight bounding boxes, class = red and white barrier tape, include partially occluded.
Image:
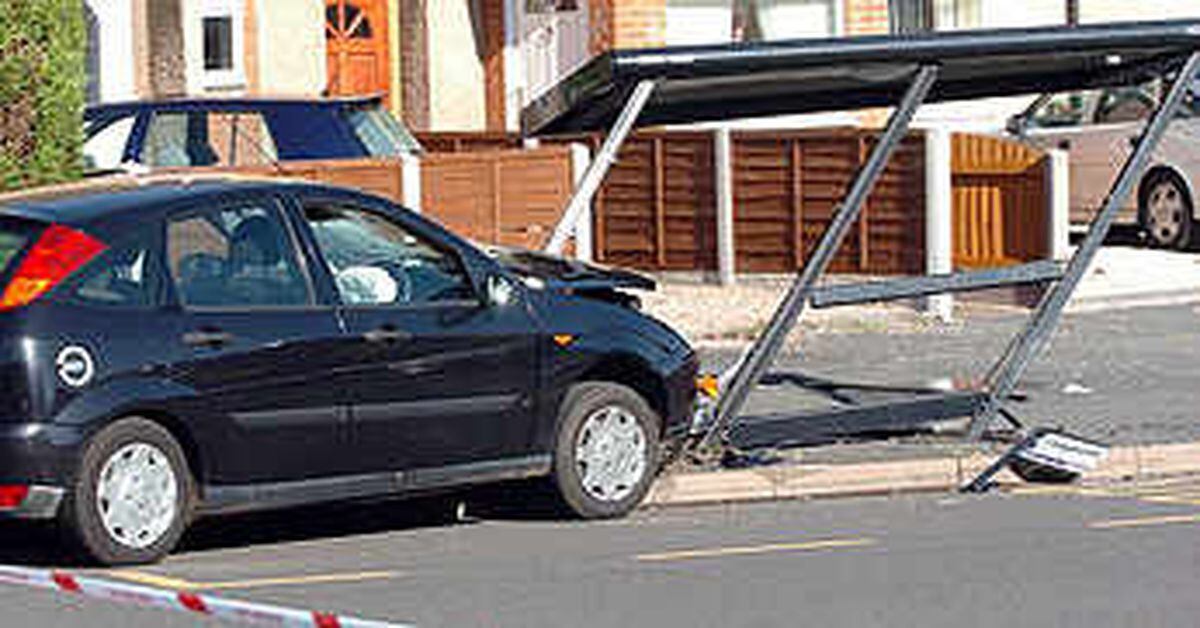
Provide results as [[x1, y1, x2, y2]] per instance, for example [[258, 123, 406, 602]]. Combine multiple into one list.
[[0, 565, 409, 627]]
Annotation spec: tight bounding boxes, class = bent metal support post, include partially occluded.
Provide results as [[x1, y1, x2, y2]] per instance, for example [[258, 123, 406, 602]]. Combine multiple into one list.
[[544, 79, 658, 256], [700, 64, 941, 450], [529, 22, 1200, 487]]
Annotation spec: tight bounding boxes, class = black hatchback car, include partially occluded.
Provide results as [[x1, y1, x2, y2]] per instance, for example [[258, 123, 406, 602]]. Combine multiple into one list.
[[0, 176, 697, 565]]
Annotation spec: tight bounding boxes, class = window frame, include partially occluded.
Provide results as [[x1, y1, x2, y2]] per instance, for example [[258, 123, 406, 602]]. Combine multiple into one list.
[[288, 195, 485, 311], [163, 195, 321, 313]]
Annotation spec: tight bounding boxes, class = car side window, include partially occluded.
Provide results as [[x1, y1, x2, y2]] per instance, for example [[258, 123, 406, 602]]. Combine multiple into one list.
[[167, 203, 310, 308], [83, 115, 137, 171], [63, 234, 163, 308], [141, 111, 278, 168], [1093, 87, 1157, 125], [1029, 92, 1088, 129], [302, 203, 475, 306]]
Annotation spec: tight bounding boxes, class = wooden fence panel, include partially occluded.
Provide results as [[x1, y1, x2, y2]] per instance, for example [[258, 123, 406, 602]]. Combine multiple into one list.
[[730, 130, 925, 275], [586, 132, 718, 270], [220, 150, 576, 253], [420, 147, 575, 250], [412, 130, 1048, 276]]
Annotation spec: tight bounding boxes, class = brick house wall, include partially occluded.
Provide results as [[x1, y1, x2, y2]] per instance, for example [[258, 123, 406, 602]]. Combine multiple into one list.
[[844, 0, 889, 35], [591, 0, 667, 52]]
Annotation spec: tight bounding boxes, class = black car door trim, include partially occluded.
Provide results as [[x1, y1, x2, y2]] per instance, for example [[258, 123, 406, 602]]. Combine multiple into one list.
[[230, 406, 347, 430], [351, 394, 522, 423], [199, 454, 552, 515]]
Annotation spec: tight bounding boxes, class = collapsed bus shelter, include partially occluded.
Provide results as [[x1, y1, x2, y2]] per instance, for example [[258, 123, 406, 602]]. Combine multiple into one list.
[[522, 21, 1200, 489]]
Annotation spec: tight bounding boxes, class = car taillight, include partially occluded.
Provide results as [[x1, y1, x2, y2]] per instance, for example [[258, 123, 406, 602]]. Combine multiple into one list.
[[0, 224, 106, 311], [0, 485, 30, 509]]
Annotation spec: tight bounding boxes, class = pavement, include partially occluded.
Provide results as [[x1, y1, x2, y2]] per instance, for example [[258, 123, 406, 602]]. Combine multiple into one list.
[[1067, 243, 1200, 313], [4, 478, 1200, 627]]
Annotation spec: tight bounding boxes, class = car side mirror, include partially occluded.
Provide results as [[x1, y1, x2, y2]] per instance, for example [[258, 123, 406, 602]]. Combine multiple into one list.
[[486, 274, 519, 308]]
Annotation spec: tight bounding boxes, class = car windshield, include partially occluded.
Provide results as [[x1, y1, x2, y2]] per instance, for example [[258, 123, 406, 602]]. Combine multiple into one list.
[[343, 104, 423, 157]]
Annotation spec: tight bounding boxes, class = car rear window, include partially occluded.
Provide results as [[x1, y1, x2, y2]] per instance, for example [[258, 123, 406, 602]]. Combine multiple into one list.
[[0, 217, 41, 276]]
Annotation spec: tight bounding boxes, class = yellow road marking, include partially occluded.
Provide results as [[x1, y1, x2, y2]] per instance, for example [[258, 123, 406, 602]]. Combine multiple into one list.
[[1088, 513, 1200, 530], [108, 569, 399, 591], [635, 537, 876, 563]]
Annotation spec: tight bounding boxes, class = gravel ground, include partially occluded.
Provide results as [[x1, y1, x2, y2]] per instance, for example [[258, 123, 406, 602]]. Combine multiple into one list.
[[639, 275, 985, 345]]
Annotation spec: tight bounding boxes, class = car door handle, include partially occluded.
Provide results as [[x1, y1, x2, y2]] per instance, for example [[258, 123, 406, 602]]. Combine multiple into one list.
[[363, 326, 412, 344], [182, 330, 234, 348]]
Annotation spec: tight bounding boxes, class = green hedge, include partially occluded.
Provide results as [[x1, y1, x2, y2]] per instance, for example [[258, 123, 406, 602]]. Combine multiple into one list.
[[0, 0, 87, 192]]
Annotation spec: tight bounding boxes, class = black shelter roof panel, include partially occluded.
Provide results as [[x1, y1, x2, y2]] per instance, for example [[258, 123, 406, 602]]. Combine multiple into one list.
[[522, 20, 1200, 136]]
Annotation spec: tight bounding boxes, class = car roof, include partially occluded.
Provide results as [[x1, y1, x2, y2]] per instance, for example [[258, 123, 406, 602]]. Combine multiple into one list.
[[0, 175, 329, 229], [84, 94, 383, 121]]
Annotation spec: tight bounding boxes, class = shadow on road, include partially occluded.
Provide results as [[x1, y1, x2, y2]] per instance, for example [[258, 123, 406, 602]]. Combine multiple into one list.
[[0, 522, 76, 567], [1077, 223, 1198, 252], [0, 482, 570, 567], [179, 480, 572, 555]]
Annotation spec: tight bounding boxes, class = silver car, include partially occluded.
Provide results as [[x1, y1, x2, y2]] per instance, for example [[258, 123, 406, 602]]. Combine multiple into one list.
[[1008, 81, 1200, 250]]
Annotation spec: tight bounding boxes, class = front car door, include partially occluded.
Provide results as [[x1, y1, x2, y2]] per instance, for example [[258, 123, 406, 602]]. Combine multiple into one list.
[[162, 195, 352, 485], [292, 195, 541, 476]]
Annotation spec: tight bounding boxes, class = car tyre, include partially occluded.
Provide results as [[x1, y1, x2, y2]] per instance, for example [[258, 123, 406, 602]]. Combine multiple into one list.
[[1139, 170, 1193, 250], [60, 417, 194, 566], [551, 382, 661, 519]]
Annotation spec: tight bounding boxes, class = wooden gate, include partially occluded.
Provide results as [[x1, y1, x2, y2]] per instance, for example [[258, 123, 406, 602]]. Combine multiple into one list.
[[951, 134, 1049, 268]]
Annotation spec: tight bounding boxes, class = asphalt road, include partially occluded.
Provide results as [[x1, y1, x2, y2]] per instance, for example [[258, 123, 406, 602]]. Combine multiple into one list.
[[704, 301, 1200, 447], [2, 477, 1200, 627], [0, 302, 1196, 627]]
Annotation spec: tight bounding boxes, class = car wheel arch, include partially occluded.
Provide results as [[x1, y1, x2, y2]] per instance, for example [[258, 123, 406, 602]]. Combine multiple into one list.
[[111, 409, 206, 493], [575, 353, 670, 435]]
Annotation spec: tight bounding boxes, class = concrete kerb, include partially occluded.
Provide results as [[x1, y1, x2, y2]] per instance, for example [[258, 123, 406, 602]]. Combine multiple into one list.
[[646, 441, 1200, 507]]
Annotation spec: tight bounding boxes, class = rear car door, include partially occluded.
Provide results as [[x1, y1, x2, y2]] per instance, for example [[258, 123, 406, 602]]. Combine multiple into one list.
[[294, 197, 540, 473], [162, 196, 352, 484]]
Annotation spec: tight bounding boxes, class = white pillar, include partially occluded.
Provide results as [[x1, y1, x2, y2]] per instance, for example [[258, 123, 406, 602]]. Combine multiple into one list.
[[502, 0, 525, 132], [714, 127, 736, 286], [401, 154, 422, 214], [924, 126, 954, 322], [1047, 148, 1071, 261], [570, 143, 594, 262]]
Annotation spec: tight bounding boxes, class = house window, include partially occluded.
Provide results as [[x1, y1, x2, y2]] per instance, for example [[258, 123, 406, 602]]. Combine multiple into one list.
[[666, 1, 837, 46], [198, 0, 244, 89], [890, 0, 980, 33], [203, 16, 233, 70]]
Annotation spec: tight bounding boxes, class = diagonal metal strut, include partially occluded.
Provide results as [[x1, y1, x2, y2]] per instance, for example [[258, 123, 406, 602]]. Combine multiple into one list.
[[701, 64, 941, 449], [966, 51, 1200, 440], [545, 79, 659, 255]]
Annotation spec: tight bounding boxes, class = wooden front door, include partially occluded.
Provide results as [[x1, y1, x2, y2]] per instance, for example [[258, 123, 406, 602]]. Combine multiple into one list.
[[325, 0, 390, 99]]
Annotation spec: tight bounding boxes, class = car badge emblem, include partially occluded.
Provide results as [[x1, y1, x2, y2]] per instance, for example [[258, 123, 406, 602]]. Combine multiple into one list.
[[56, 345, 96, 388]]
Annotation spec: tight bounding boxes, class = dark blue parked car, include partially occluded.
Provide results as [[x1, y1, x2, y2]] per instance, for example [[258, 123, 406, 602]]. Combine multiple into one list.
[[0, 176, 697, 565], [83, 95, 422, 173]]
